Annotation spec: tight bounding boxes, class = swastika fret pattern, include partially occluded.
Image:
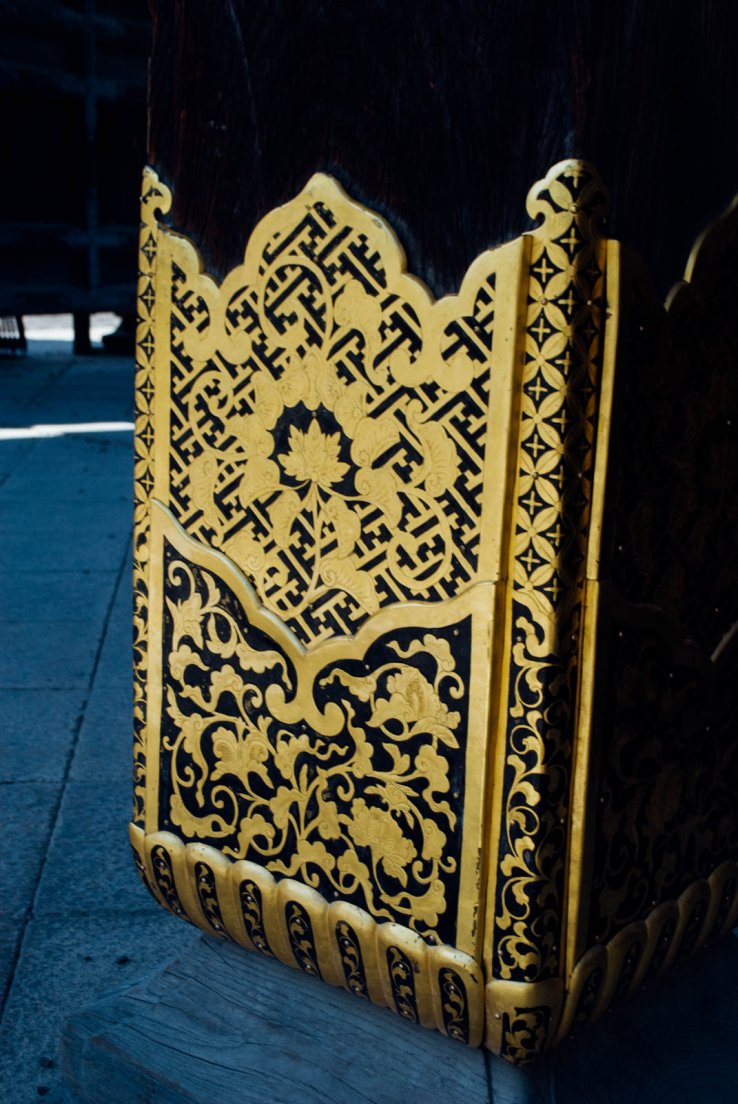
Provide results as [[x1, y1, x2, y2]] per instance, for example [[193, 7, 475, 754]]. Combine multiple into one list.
[[163, 178, 496, 645]]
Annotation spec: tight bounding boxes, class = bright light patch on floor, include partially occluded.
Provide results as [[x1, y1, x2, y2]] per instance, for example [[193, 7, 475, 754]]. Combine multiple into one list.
[[22, 312, 122, 342], [0, 422, 134, 440]]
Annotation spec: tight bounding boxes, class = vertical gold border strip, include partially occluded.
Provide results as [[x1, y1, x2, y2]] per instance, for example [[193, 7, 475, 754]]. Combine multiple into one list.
[[475, 237, 530, 584], [584, 240, 621, 583], [457, 235, 529, 957], [145, 226, 174, 833], [560, 577, 601, 977], [132, 188, 151, 826], [133, 168, 171, 828], [478, 235, 532, 971], [152, 230, 173, 507], [563, 239, 621, 977], [454, 587, 500, 956], [144, 498, 165, 832], [485, 160, 609, 999]]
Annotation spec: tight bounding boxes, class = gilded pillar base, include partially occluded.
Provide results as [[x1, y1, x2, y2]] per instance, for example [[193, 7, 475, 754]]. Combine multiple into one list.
[[130, 823, 485, 1045], [132, 159, 738, 1060]]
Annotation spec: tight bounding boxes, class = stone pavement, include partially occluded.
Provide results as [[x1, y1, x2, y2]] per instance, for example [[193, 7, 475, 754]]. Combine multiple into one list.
[[0, 343, 192, 1103]]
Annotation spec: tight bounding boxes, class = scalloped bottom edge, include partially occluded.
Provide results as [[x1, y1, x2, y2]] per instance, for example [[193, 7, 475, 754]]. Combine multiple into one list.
[[130, 824, 738, 1062]]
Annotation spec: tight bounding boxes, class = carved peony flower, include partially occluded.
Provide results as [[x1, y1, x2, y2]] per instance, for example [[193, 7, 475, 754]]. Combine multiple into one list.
[[211, 726, 270, 787], [273, 733, 313, 780], [348, 798, 415, 883], [281, 420, 349, 489], [368, 667, 460, 742]]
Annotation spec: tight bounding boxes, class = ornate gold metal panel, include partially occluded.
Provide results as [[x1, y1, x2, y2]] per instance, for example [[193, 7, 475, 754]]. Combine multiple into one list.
[[132, 161, 738, 1060]]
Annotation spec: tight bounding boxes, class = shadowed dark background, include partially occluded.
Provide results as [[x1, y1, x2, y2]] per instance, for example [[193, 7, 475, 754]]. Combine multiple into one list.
[[149, 0, 738, 298], [1, 0, 149, 327]]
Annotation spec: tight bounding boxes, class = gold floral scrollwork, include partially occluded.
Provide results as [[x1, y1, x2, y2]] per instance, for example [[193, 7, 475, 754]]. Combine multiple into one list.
[[609, 936, 644, 1006], [336, 920, 370, 999], [486, 977, 563, 1062], [386, 945, 419, 1022], [438, 967, 470, 1043], [643, 911, 678, 983], [159, 538, 472, 944], [237, 879, 273, 957], [194, 860, 227, 936], [500, 1006, 551, 1064], [149, 843, 188, 921], [285, 900, 321, 977]]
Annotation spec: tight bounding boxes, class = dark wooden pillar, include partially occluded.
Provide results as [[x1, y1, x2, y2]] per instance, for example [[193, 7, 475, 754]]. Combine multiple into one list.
[[147, 0, 738, 297]]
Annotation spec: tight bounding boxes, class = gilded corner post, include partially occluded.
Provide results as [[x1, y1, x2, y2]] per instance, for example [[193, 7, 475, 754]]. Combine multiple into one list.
[[484, 160, 611, 1059]]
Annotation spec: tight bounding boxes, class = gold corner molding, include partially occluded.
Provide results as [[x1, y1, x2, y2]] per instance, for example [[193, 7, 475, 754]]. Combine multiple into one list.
[[132, 160, 738, 1061]]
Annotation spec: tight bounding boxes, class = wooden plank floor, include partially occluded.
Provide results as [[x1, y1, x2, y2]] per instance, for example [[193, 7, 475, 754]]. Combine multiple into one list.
[[61, 931, 738, 1103], [61, 935, 490, 1104]]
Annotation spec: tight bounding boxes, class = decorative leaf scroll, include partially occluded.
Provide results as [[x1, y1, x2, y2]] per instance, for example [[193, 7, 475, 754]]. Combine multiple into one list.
[[167, 178, 496, 644], [159, 542, 471, 945]]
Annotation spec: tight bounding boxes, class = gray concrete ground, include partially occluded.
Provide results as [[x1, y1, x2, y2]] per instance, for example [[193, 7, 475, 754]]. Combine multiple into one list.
[[0, 342, 192, 1103]]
